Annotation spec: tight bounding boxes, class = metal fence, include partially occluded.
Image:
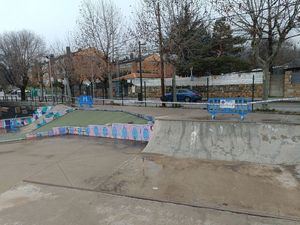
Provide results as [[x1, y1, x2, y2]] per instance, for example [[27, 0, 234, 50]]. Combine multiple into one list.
[[1, 93, 300, 113]]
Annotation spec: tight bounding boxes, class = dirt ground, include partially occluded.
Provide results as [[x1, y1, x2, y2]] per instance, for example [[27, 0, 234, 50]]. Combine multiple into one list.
[[0, 137, 299, 224]]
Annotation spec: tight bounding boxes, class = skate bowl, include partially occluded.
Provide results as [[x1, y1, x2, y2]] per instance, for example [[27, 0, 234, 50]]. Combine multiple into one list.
[[143, 119, 300, 165]]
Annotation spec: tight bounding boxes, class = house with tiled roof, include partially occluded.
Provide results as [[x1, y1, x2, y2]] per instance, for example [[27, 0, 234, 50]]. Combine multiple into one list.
[[113, 54, 174, 97]]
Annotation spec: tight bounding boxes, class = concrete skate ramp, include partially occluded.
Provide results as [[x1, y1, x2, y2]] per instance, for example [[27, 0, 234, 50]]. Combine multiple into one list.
[[143, 119, 300, 165]]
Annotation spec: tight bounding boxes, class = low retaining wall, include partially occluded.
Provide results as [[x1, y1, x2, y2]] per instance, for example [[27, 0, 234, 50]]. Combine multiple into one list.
[[143, 119, 300, 165], [0, 106, 53, 129], [0, 116, 33, 128], [26, 123, 154, 142], [84, 109, 155, 125]]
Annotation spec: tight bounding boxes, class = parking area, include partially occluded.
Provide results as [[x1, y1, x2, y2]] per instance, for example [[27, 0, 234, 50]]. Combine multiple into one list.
[[0, 136, 299, 224]]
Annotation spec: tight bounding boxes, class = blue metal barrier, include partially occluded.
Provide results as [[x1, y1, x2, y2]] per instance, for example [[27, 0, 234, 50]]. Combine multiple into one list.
[[78, 95, 93, 108], [207, 98, 251, 120]]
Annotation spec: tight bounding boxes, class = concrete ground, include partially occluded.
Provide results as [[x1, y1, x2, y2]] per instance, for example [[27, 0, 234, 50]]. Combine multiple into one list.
[[0, 137, 299, 224], [254, 102, 300, 113], [106, 98, 300, 113], [98, 153, 300, 218], [94, 104, 300, 124]]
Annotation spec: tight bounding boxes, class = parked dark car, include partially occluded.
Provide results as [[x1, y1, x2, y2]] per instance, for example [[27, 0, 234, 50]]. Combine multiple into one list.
[[161, 89, 202, 102]]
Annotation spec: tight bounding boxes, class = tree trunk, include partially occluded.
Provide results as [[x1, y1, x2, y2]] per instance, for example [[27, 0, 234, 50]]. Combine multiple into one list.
[[79, 82, 82, 95], [65, 78, 72, 100], [157, 3, 165, 107], [70, 85, 76, 104], [20, 86, 26, 101], [262, 64, 270, 110], [108, 73, 113, 99], [172, 73, 177, 107]]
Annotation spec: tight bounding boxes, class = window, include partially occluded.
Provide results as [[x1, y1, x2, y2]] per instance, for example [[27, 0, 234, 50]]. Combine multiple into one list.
[[291, 72, 300, 84]]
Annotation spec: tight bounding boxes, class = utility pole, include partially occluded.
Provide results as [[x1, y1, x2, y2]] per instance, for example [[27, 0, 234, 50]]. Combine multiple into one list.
[[36, 61, 43, 100], [108, 35, 114, 100], [65, 47, 73, 103], [47, 54, 54, 102], [190, 66, 194, 90], [139, 41, 143, 101], [157, 2, 165, 104], [39, 66, 44, 100], [91, 56, 95, 98], [172, 71, 177, 106], [168, 55, 178, 105], [116, 50, 120, 97]]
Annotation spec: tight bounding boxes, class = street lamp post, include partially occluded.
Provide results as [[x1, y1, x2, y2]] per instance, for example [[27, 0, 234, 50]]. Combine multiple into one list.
[[167, 54, 178, 105], [90, 56, 95, 98], [138, 41, 143, 101], [190, 66, 194, 90], [36, 61, 44, 100], [138, 41, 146, 101], [46, 54, 54, 102]]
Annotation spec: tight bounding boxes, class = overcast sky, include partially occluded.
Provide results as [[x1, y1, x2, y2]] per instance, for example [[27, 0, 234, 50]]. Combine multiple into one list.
[[1, 0, 300, 48], [0, 0, 135, 45]]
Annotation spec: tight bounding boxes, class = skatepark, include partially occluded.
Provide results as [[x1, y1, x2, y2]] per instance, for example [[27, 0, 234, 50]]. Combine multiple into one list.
[[0, 104, 299, 225]]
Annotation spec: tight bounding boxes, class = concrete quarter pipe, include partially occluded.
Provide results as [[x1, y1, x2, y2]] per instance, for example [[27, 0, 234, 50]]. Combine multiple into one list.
[[143, 119, 300, 165]]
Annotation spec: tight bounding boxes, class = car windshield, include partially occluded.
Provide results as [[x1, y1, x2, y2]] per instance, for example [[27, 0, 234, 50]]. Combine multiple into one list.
[[177, 89, 190, 93]]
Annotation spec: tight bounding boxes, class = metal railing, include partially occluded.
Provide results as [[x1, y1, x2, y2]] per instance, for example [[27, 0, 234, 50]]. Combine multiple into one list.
[[0, 95, 73, 105], [1, 94, 300, 111]]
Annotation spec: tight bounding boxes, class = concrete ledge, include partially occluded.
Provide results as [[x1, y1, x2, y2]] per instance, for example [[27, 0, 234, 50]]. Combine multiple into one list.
[[156, 116, 300, 126], [26, 123, 154, 142], [143, 119, 300, 165]]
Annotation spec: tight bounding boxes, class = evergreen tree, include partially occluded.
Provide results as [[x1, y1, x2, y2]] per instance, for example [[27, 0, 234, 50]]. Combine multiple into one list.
[[211, 18, 245, 57]]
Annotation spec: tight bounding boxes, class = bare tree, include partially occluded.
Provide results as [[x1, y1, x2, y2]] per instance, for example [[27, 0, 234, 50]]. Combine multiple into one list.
[[50, 41, 108, 98], [0, 30, 45, 100], [72, 48, 108, 97], [75, 0, 123, 99], [49, 42, 74, 98], [134, 0, 210, 98], [0, 70, 8, 90], [133, 0, 168, 99], [213, 0, 300, 104]]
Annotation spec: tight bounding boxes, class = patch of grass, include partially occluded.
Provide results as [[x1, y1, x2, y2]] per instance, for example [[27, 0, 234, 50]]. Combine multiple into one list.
[[35, 110, 148, 133]]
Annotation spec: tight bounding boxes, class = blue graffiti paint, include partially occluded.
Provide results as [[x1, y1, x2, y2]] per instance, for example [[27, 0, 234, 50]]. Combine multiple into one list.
[[122, 127, 128, 139], [85, 127, 90, 136], [143, 128, 150, 141], [69, 127, 74, 134], [48, 130, 54, 136], [102, 127, 108, 137], [94, 126, 99, 136], [112, 127, 118, 138], [132, 127, 139, 140], [59, 127, 67, 135]]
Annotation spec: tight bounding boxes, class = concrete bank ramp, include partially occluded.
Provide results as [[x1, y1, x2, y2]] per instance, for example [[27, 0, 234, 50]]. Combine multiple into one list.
[[143, 119, 300, 165], [21, 104, 72, 134]]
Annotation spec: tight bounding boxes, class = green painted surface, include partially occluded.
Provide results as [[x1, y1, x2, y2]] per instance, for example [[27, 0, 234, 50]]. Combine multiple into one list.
[[0, 132, 26, 143], [35, 110, 148, 133], [0, 110, 148, 142]]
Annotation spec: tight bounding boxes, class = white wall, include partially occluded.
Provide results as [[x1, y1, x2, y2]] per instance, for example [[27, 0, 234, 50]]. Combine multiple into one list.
[[129, 71, 263, 87]]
